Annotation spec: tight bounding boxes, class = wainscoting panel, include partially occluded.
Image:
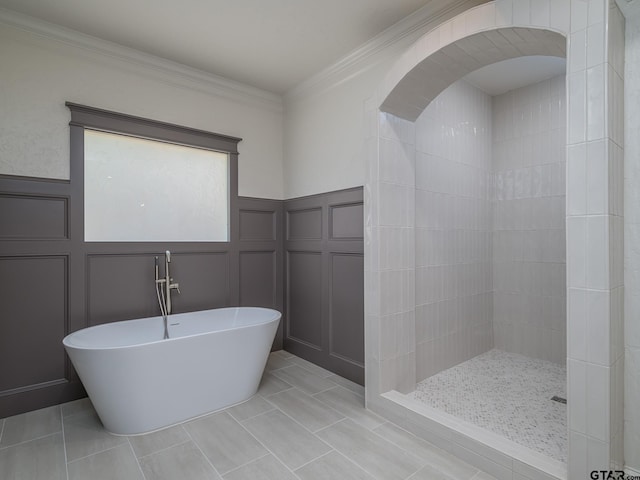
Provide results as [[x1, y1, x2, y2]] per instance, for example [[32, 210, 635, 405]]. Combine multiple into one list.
[[0, 256, 67, 395], [0, 193, 68, 240], [239, 251, 277, 307], [330, 203, 364, 240], [287, 207, 322, 240], [286, 251, 323, 348], [87, 254, 159, 326], [329, 253, 365, 368], [239, 209, 276, 241], [284, 187, 364, 384], [167, 252, 231, 313]]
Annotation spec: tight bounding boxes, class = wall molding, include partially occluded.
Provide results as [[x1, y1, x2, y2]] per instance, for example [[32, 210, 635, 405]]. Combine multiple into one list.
[[285, 0, 488, 102], [0, 7, 283, 112]]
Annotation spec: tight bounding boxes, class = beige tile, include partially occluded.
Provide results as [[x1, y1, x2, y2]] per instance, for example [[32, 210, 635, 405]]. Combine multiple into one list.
[[139, 441, 221, 480], [184, 412, 266, 475], [272, 365, 336, 395], [258, 372, 293, 396], [314, 386, 385, 430], [267, 388, 344, 432], [128, 424, 190, 458], [372, 422, 477, 479], [0, 433, 66, 480], [295, 450, 375, 480], [226, 395, 275, 422], [242, 409, 331, 470], [63, 409, 127, 462], [223, 454, 297, 480], [316, 419, 423, 480], [61, 397, 95, 418], [0, 405, 61, 447], [68, 443, 143, 480]]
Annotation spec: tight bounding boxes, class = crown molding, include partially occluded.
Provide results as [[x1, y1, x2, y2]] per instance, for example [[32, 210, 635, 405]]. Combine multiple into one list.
[[285, 0, 488, 103], [0, 7, 283, 112]]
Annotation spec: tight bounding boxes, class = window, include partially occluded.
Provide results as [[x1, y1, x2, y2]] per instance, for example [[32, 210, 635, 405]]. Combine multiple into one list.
[[67, 103, 241, 243]]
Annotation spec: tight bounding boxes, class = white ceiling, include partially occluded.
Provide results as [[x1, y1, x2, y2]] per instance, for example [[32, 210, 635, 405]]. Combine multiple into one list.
[[464, 55, 567, 96], [0, 0, 438, 94]]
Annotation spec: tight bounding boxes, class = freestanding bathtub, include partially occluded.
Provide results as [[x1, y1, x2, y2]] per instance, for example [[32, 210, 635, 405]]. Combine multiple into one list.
[[63, 307, 280, 435]]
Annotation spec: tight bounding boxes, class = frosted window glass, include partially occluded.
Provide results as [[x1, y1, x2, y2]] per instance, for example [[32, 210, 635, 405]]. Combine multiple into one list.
[[84, 129, 229, 242]]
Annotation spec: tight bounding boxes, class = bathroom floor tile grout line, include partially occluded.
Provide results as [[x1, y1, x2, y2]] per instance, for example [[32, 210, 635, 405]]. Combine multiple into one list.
[[226, 396, 277, 423], [262, 388, 349, 431], [64, 441, 127, 465], [248, 392, 344, 437], [0, 430, 62, 451], [234, 410, 317, 479], [182, 422, 225, 478], [134, 438, 192, 461], [218, 452, 272, 478], [60, 405, 70, 480], [288, 447, 339, 475], [125, 437, 148, 480]]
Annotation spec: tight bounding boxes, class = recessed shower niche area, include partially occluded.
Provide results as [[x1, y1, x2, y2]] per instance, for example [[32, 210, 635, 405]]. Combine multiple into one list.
[[365, 3, 625, 479]]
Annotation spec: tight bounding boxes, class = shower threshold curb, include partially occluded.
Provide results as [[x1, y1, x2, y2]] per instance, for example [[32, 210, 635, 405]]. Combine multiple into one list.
[[379, 391, 566, 480]]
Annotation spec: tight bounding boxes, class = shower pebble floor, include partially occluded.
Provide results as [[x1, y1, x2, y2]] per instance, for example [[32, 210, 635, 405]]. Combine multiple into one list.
[[412, 349, 567, 464]]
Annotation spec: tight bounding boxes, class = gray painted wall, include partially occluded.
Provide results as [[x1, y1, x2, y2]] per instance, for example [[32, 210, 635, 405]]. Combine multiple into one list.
[[283, 187, 364, 385]]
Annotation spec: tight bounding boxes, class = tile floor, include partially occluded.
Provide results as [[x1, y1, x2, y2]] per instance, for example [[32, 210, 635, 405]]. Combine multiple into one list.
[[412, 349, 567, 463], [0, 350, 495, 480]]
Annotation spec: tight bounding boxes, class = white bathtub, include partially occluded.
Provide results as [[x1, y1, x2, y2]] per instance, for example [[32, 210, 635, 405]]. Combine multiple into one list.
[[63, 307, 280, 435]]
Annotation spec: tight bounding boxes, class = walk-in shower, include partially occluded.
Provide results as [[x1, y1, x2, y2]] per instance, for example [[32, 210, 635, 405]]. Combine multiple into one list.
[[405, 60, 568, 463]]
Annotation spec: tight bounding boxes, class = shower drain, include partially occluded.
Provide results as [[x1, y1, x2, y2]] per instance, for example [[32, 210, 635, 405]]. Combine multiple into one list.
[[551, 396, 567, 404]]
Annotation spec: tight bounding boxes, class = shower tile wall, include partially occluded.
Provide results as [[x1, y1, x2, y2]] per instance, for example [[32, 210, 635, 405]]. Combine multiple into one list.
[[492, 75, 567, 364], [414, 80, 494, 382]]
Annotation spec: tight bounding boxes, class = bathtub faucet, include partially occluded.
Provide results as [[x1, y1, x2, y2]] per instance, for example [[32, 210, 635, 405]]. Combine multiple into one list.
[[154, 251, 180, 339], [164, 250, 181, 315]]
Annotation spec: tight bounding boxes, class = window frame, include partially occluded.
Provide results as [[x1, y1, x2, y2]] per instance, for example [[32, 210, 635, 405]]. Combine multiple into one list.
[[66, 102, 241, 246]]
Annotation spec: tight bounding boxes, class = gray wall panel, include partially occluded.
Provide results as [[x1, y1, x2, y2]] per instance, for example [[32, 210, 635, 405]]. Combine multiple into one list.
[[169, 252, 230, 312], [239, 210, 276, 241], [330, 203, 363, 240], [329, 254, 364, 366], [287, 208, 322, 240], [284, 187, 364, 385], [0, 256, 67, 393], [87, 254, 159, 326], [0, 194, 67, 239], [239, 251, 277, 307], [286, 251, 323, 348]]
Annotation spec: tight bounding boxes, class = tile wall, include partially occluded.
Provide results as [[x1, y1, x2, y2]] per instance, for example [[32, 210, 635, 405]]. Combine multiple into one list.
[[492, 75, 567, 364], [414, 80, 494, 382]]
